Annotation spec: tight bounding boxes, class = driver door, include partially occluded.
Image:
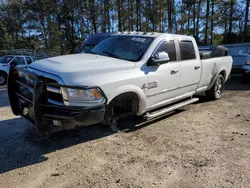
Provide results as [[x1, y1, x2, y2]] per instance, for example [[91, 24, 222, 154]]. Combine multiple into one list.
[[146, 39, 180, 110], [10, 57, 27, 68]]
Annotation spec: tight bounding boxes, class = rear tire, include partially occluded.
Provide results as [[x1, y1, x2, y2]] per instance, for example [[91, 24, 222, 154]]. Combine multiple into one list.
[[0, 72, 7, 86], [206, 74, 225, 100]]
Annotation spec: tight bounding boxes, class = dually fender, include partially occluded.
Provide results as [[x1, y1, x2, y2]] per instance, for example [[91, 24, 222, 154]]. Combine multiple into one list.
[[106, 85, 147, 115]]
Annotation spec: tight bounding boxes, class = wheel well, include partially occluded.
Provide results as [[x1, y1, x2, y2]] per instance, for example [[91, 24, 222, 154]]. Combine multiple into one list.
[[105, 92, 140, 118], [219, 70, 226, 79], [0, 71, 7, 77]]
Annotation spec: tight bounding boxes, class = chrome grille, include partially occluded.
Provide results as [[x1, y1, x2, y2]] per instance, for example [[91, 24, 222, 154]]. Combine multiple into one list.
[[45, 78, 64, 105], [15, 69, 65, 106], [16, 71, 36, 102]]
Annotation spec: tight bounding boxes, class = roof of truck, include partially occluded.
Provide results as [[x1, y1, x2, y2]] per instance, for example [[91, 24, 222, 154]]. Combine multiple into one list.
[[3, 55, 34, 58], [111, 31, 193, 39]]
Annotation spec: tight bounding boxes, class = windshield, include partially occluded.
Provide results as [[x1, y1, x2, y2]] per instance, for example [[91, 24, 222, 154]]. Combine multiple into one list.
[[79, 35, 109, 53], [80, 44, 96, 53], [0, 56, 14, 64], [87, 36, 154, 62]]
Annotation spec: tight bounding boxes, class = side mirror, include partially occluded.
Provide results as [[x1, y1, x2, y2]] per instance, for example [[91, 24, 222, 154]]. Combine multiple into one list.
[[148, 52, 170, 66]]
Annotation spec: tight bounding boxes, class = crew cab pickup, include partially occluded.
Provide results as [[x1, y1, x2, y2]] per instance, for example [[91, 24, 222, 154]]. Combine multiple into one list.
[[0, 55, 35, 85], [8, 32, 233, 134]]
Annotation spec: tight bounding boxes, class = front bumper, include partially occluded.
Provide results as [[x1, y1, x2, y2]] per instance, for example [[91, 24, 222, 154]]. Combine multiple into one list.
[[242, 65, 250, 75], [8, 66, 106, 133], [242, 69, 250, 75]]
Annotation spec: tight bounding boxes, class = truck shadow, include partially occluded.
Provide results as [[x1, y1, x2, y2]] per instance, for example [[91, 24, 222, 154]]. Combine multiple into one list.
[[0, 88, 9, 107], [225, 80, 250, 91], [195, 76, 250, 104], [225, 75, 250, 91], [0, 110, 183, 174], [1, 76, 248, 174]]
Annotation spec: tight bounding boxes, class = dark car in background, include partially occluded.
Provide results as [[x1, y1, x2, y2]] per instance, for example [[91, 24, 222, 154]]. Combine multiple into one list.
[[241, 52, 250, 84], [79, 33, 111, 53]]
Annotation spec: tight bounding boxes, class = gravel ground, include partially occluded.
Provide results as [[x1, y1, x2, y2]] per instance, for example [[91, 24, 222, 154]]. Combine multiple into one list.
[[0, 78, 250, 188]]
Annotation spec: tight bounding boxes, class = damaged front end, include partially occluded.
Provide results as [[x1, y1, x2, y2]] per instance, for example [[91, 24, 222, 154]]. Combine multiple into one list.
[[8, 66, 107, 134]]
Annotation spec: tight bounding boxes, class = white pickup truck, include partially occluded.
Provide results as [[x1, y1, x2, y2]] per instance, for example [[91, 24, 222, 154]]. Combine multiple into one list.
[[8, 32, 232, 133], [0, 55, 35, 85]]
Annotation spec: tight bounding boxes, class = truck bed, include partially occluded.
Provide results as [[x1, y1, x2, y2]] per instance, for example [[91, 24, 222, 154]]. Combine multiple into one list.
[[198, 55, 233, 90], [199, 46, 228, 60]]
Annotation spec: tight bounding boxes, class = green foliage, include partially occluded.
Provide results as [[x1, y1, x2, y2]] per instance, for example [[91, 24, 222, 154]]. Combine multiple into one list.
[[0, 0, 249, 54]]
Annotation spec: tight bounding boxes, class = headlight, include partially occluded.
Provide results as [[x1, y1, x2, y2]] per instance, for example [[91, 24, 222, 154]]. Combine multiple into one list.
[[244, 60, 250, 65], [62, 88, 106, 106]]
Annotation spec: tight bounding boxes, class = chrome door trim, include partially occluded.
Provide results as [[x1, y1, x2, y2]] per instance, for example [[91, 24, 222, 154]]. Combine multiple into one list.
[[146, 82, 198, 98]]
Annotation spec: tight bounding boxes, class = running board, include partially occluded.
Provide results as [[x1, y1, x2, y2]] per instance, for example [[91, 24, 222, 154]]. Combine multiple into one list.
[[144, 98, 199, 120]]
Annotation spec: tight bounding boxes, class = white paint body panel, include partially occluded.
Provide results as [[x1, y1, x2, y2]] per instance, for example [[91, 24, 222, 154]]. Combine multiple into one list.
[[28, 33, 233, 115], [198, 56, 233, 89]]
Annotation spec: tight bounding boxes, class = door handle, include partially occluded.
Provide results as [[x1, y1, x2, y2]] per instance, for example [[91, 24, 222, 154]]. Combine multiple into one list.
[[194, 66, 201, 70], [171, 69, 179, 74]]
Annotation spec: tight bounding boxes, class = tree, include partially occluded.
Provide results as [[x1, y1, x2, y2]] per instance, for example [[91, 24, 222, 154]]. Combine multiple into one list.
[[229, 0, 236, 34], [204, 0, 210, 45], [167, 0, 173, 33], [195, 0, 201, 41], [210, 0, 214, 44], [135, 0, 141, 31], [0, 0, 249, 54], [244, 0, 250, 41]]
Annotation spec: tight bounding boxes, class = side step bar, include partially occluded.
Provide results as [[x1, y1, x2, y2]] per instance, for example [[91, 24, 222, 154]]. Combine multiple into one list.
[[144, 98, 199, 120]]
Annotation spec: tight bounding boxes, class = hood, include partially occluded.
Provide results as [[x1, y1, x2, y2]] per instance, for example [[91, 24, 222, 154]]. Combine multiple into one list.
[[29, 53, 136, 85]]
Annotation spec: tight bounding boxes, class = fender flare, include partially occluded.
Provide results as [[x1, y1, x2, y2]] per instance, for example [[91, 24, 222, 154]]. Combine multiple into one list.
[[0, 70, 8, 76], [106, 85, 147, 115], [208, 66, 227, 90]]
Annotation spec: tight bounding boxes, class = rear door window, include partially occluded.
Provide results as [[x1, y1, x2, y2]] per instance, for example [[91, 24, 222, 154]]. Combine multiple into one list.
[[179, 41, 196, 60], [14, 57, 25, 65], [25, 57, 33, 64]]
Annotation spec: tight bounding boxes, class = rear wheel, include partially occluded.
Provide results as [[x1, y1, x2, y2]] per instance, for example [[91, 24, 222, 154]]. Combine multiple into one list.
[[206, 74, 225, 100], [0, 72, 7, 85]]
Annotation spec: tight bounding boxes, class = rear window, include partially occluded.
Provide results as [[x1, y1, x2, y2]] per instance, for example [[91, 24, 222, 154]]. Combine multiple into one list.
[[179, 41, 196, 60], [25, 57, 33, 64]]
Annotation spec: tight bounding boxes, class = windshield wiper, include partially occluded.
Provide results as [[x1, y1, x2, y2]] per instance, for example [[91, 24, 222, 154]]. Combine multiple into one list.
[[102, 51, 121, 59]]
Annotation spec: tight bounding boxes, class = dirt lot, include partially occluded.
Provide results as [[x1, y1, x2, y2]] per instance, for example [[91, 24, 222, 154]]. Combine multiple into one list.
[[1, 78, 250, 188]]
